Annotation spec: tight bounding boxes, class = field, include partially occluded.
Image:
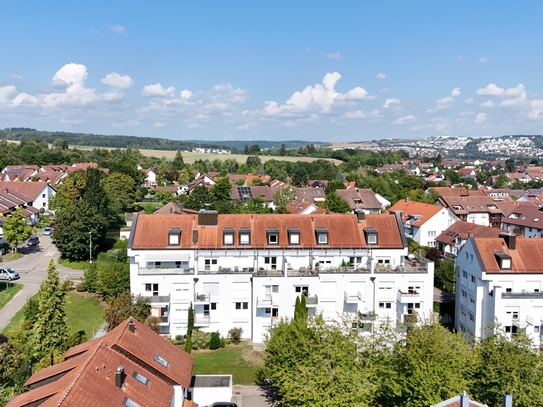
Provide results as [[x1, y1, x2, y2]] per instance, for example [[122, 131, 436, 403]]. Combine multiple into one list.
[[2, 291, 105, 337], [70, 145, 343, 165], [192, 344, 264, 385]]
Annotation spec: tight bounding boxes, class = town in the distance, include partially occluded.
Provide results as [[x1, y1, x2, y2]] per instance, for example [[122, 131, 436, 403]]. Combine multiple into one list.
[[0, 130, 540, 407]]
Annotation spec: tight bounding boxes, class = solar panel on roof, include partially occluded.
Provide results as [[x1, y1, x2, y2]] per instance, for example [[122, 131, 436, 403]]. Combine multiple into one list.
[[237, 187, 253, 201]]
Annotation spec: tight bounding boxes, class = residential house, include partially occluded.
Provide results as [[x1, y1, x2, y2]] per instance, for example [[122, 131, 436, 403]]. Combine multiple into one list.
[[436, 195, 509, 227], [127, 211, 435, 343], [230, 186, 278, 210], [0, 188, 41, 224], [286, 200, 326, 215], [458, 167, 477, 179], [1, 166, 39, 181], [295, 187, 327, 205], [524, 166, 543, 182], [497, 202, 543, 237], [0, 181, 56, 212], [335, 188, 382, 214], [389, 199, 458, 247], [435, 221, 503, 258], [455, 234, 543, 345], [6, 318, 196, 407]]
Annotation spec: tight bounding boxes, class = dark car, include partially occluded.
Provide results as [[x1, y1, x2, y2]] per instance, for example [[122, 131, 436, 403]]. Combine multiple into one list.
[[27, 236, 40, 246], [0, 267, 20, 280], [207, 403, 238, 407]]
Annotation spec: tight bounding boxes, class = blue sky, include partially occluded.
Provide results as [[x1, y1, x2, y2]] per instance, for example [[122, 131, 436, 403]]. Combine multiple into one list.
[[1, 1, 542, 142]]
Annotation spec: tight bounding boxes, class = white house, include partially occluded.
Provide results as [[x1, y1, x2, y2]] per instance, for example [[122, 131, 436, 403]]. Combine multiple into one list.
[[389, 199, 458, 247], [455, 234, 543, 346], [127, 211, 434, 343], [0, 181, 56, 212]]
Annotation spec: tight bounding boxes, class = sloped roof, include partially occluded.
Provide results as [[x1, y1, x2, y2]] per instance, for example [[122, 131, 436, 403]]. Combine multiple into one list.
[[473, 235, 543, 274], [335, 189, 381, 211], [388, 200, 445, 227], [286, 200, 326, 215], [131, 212, 405, 250], [432, 394, 487, 407], [8, 318, 195, 407], [430, 187, 471, 198], [436, 221, 503, 245], [438, 196, 510, 215], [0, 181, 51, 201]]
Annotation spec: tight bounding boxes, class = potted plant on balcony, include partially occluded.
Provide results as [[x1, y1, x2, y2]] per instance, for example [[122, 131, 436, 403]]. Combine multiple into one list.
[[315, 262, 320, 271], [359, 310, 377, 321]]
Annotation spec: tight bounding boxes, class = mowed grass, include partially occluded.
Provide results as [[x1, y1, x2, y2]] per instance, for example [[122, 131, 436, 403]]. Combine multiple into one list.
[[70, 145, 343, 165], [192, 344, 264, 385], [2, 291, 105, 337], [0, 282, 23, 310]]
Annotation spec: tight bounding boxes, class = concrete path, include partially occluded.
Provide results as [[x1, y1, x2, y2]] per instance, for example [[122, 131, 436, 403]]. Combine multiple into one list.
[[231, 386, 279, 407], [0, 234, 85, 331]]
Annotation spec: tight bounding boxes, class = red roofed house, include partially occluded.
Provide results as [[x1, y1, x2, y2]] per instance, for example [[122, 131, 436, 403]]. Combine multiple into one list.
[[435, 220, 504, 258], [128, 210, 435, 343], [456, 233, 543, 345], [7, 318, 196, 407], [389, 199, 458, 247]]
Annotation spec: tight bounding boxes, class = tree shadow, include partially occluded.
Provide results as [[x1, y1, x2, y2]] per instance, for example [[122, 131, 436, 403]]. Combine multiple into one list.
[[255, 369, 283, 406]]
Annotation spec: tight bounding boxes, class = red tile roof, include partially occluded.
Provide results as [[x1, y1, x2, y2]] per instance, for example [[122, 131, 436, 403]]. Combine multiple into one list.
[[335, 189, 381, 211], [131, 213, 405, 250], [473, 235, 543, 273], [436, 221, 503, 245], [388, 200, 445, 227]]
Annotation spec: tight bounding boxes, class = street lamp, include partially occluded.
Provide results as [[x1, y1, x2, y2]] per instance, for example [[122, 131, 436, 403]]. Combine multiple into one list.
[[89, 232, 92, 263], [370, 277, 376, 313]]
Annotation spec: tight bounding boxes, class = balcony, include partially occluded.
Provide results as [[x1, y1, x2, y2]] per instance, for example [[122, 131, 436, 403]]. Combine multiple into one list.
[[344, 290, 362, 303], [147, 295, 170, 306], [194, 293, 211, 303], [306, 295, 318, 307], [502, 292, 543, 299], [257, 294, 273, 308], [198, 266, 254, 275], [397, 290, 420, 303], [318, 267, 370, 274], [194, 316, 211, 327], [139, 267, 194, 275], [358, 311, 377, 321]]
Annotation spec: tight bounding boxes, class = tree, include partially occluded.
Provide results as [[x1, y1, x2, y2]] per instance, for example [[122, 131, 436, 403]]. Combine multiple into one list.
[[212, 177, 232, 203], [494, 174, 511, 189], [184, 334, 192, 354], [209, 332, 221, 350], [435, 258, 456, 292], [33, 260, 69, 359], [243, 145, 249, 154], [102, 172, 137, 213], [104, 292, 150, 331], [52, 138, 68, 150], [83, 262, 99, 293], [322, 192, 350, 214], [273, 187, 297, 214], [183, 184, 214, 211], [248, 144, 261, 155], [2, 207, 33, 252], [187, 302, 194, 337], [325, 180, 346, 194], [172, 150, 185, 169], [98, 263, 130, 299], [278, 143, 286, 156], [246, 155, 262, 168]]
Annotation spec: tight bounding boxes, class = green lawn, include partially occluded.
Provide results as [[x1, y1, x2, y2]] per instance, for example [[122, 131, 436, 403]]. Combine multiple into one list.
[[192, 344, 264, 385], [2, 291, 105, 337], [0, 282, 23, 310], [65, 292, 105, 336]]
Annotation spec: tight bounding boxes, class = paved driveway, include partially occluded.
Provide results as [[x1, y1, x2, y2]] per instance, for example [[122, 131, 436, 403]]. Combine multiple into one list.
[[0, 234, 84, 330], [231, 386, 280, 407]]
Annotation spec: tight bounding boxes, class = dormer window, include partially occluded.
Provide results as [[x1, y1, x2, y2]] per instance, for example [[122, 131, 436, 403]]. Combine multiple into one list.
[[353, 198, 362, 204], [288, 228, 300, 245], [364, 227, 378, 245], [315, 228, 328, 245], [223, 228, 234, 245], [168, 228, 182, 246], [455, 235, 462, 245], [494, 252, 512, 270], [239, 228, 251, 245], [267, 228, 279, 245]]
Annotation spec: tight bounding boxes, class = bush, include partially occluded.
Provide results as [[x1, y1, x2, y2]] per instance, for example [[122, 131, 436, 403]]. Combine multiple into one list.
[[175, 335, 183, 344], [184, 335, 192, 354], [83, 263, 98, 293], [75, 283, 86, 292], [228, 327, 243, 344], [64, 330, 87, 349], [209, 332, 221, 350], [191, 330, 211, 350]]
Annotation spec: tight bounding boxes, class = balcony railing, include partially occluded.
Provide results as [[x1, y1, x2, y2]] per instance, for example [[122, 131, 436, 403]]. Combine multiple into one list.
[[306, 295, 318, 306], [139, 268, 194, 275], [257, 294, 273, 308], [344, 290, 362, 303], [194, 316, 210, 326], [198, 266, 254, 274], [502, 292, 543, 299], [397, 290, 420, 302], [194, 293, 211, 303]]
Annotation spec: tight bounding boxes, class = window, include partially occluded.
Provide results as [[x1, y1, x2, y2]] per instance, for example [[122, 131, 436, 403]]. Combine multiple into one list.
[[123, 398, 141, 407], [42, 193, 46, 198], [145, 283, 159, 296], [288, 228, 300, 245], [465, 252, 469, 260], [235, 302, 248, 310], [168, 228, 182, 246], [264, 257, 277, 269], [264, 308, 271, 314], [379, 302, 392, 309], [535, 326, 540, 334], [469, 313, 474, 321], [461, 290, 467, 298], [42, 202, 46, 207], [223, 228, 234, 245], [506, 288, 512, 293], [133, 372, 149, 386], [353, 198, 362, 204], [462, 270, 468, 279], [204, 304, 210, 317], [154, 354, 169, 368], [211, 303, 217, 310], [272, 308, 279, 318], [470, 275, 475, 283], [204, 259, 218, 270], [427, 230, 436, 237], [239, 228, 251, 245], [295, 286, 309, 296], [267, 228, 279, 245], [315, 228, 328, 245], [272, 285, 279, 293]]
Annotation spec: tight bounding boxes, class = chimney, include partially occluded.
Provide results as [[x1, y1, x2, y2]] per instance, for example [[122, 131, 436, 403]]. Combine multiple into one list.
[[502, 392, 513, 407], [198, 209, 218, 226], [128, 320, 135, 333], [460, 391, 470, 407], [499, 233, 517, 250], [115, 365, 125, 388], [355, 209, 365, 222]]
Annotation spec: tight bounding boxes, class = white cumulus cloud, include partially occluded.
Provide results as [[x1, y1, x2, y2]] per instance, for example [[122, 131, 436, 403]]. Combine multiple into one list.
[[383, 98, 400, 108], [477, 84, 504, 96], [394, 115, 416, 125], [464, 98, 474, 104], [451, 88, 461, 97], [101, 72, 134, 89], [141, 83, 175, 97], [474, 113, 487, 124], [326, 52, 342, 60], [376, 73, 388, 80], [480, 100, 494, 107], [110, 25, 126, 34]]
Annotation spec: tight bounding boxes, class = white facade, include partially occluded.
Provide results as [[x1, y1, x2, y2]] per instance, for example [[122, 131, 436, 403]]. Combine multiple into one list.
[[409, 209, 458, 247], [455, 235, 543, 345], [128, 212, 434, 343]]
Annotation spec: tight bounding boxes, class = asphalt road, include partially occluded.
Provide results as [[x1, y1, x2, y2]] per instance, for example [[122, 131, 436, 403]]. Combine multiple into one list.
[[0, 234, 85, 331]]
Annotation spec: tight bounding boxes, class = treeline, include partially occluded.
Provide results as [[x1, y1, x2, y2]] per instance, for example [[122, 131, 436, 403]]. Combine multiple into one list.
[[265, 313, 543, 407]]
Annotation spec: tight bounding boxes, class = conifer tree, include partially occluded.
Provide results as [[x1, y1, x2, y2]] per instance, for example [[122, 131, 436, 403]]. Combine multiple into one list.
[[187, 302, 194, 337], [33, 260, 68, 359]]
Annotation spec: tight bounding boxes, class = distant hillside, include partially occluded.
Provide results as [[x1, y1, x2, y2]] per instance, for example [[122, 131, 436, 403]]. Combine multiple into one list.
[[0, 128, 327, 153]]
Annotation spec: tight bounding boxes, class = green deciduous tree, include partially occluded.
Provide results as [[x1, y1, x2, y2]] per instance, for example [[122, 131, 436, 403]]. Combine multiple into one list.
[[2, 207, 33, 252], [102, 172, 137, 213], [98, 263, 130, 299], [83, 262, 99, 293], [322, 192, 350, 214], [184, 184, 214, 211], [434, 258, 456, 292], [104, 292, 150, 331], [33, 260, 69, 359]]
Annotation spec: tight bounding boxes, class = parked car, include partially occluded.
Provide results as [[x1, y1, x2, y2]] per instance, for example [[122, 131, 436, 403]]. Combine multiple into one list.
[[43, 227, 52, 236], [27, 236, 40, 246], [206, 404, 238, 407], [0, 267, 20, 280]]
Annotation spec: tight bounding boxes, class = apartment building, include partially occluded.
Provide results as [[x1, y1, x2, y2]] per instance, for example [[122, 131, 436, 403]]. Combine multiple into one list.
[[127, 211, 434, 343], [455, 234, 543, 345]]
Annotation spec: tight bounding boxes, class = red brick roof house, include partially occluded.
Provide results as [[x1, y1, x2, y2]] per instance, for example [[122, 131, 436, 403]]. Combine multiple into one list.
[[435, 220, 504, 258], [335, 189, 382, 214], [7, 318, 196, 407]]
